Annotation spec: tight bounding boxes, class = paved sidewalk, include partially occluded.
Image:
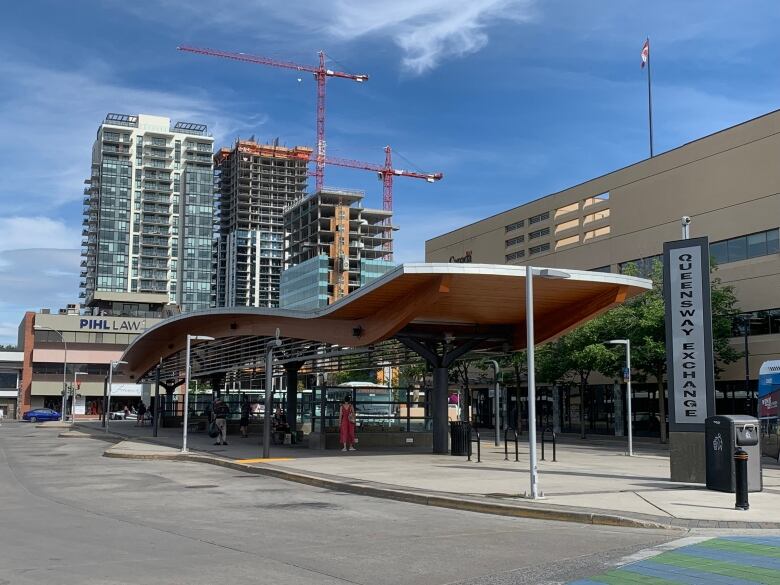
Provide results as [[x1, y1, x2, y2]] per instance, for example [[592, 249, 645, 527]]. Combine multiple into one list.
[[70, 420, 780, 529], [572, 536, 780, 584]]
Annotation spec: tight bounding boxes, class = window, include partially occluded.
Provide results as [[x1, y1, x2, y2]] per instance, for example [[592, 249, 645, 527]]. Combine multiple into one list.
[[505, 235, 524, 247], [583, 192, 610, 207], [555, 235, 579, 249], [590, 265, 612, 273], [583, 208, 610, 224], [555, 202, 579, 218], [732, 308, 780, 336], [619, 255, 662, 277], [505, 250, 525, 262], [529, 227, 550, 239], [529, 211, 550, 225], [505, 220, 524, 233], [583, 226, 610, 240], [529, 243, 550, 255], [710, 229, 779, 265], [555, 219, 578, 233]]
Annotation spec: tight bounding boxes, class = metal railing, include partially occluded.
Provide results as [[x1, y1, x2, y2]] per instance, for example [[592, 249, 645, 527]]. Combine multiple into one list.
[[504, 427, 519, 461], [468, 426, 481, 462], [541, 426, 557, 462]]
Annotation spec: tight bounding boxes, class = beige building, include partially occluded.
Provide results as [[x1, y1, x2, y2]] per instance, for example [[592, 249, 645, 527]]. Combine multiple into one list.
[[17, 303, 164, 417], [426, 110, 780, 434]]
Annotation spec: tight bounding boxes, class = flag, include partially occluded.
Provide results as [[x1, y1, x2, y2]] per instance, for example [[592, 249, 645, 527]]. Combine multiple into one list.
[[641, 39, 649, 68]]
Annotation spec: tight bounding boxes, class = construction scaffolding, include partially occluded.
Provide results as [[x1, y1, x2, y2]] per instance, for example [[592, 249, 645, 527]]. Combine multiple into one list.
[[213, 140, 312, 308]]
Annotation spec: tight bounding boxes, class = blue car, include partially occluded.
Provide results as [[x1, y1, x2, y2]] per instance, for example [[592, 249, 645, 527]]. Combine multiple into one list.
[[22, 408, 62, 423]]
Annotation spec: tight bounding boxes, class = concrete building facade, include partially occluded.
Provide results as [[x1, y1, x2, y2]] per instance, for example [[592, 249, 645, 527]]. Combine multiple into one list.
[[281, 188, 394, 309], [213, 140, 311, 308], [81, 113, 214, 312], [0, 351, 23, 419], [426, 110, 780, 435], [17, 306, 162, 417]]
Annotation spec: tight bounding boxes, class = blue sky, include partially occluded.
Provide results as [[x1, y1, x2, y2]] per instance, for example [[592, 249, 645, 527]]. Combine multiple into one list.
[[0, 0, 778, 343]]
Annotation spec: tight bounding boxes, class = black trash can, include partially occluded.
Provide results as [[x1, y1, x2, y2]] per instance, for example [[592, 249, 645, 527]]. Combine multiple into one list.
[[450, 421, 471, 456], [705, 415, 763, 493]]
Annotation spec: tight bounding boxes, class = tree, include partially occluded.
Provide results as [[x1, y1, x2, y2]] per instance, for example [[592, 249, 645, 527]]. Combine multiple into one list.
[[609, 258, 741, 443], [500, 351, 527, 431], [555, 319, 619, 438], [0, 344, 17, 351]]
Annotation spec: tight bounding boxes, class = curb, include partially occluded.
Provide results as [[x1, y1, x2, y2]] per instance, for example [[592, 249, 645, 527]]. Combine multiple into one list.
[[103, 446, 673, 531]]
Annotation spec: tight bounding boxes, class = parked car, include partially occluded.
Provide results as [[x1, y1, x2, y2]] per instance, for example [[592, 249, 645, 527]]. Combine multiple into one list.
[[22, 408, 61, 423]]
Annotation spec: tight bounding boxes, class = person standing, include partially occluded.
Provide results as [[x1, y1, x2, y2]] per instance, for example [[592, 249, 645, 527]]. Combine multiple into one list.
[[339, 395, 356, 452], [239, 395, 250, 438], [212, 396, 230, 446], [136, 401, 147, 426]]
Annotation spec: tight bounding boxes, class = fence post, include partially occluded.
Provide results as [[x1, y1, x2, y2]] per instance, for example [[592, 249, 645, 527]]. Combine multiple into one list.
[[407, 387, 412, 432]]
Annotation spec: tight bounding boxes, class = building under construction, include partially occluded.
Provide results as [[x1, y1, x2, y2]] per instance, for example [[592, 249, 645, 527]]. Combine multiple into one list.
[[280, 188, 394, 309], [212, 140, 311, 308]]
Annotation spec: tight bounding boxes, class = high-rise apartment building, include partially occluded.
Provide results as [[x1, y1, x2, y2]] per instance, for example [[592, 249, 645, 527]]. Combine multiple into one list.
[[81, 113, 214, 312], [280, 188, 395, 309], [212, 140, 311, 308]]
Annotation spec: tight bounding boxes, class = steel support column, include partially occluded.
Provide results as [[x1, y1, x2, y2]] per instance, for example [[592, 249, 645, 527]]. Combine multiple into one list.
[[432, 367, 449, 454], [285, 362, 303, 433]]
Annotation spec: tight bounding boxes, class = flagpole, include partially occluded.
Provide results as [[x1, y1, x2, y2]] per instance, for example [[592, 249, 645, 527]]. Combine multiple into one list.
[[646, 37, 654, 158]]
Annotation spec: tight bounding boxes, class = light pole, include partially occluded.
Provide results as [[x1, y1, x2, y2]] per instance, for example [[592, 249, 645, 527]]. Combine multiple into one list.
[[263, 329, 283, 459], [34, 326, 68, 422], [72, 371, 88, 421], [487, 360, 501, 446], [607, 339, 633, 457], [106, 360, 127, 432], [182, 335, 214, 453], [526, 267, 570, 499]]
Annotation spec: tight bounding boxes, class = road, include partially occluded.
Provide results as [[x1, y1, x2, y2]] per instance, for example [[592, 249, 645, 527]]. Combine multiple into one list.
[[0, 423, 676, 584]]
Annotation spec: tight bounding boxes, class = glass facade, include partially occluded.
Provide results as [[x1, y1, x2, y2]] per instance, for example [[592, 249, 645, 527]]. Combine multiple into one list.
[[280, 255, 329, 310], [179, 168, 214, 311], [359, 258, 395, 286], [96, 157, 131, 291]]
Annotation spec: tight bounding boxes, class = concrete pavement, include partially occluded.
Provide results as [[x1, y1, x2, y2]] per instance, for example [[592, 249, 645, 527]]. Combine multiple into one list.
[[76, 420, 780, 530], [0, 422, 679, 585]]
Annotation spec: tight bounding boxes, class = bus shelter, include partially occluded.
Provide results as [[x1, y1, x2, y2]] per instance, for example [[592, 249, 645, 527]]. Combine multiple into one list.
[[120, 263, 651, 453]]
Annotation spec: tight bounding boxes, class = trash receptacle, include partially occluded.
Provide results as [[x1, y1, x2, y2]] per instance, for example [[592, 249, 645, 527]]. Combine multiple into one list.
[[450, 421, 471, 456], [705, 415, 763, 493]]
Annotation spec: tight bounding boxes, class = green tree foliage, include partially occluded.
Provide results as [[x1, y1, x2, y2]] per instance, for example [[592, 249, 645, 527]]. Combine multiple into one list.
[[540, 258, 742, 443]]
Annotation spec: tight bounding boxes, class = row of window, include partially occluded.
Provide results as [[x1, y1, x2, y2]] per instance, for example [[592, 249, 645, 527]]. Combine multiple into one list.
[[529, 242, 550, 255], [710, 229, 779, 265], [505, 220, 524, 233], [505, 235, 524, 247], [529, 211, 550, 225], [732, 308, 780, 337], [505, 250, 525, 262], [529, 227, 550, 240]]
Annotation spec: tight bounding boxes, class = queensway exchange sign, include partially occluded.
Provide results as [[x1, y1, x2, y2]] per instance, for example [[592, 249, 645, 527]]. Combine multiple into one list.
[[663, 237, 716, 432]]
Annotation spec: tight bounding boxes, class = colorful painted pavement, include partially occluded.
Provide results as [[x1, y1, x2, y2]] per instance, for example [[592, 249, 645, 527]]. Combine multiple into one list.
[[571, 536, 780, 584]]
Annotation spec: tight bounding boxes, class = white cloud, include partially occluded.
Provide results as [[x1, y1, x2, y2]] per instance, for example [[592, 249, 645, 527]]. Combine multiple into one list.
[[326, 0, 535, 74], [0, 217, 79, 253], [0, 57, 247, 210], [117, 0, 535, 75]]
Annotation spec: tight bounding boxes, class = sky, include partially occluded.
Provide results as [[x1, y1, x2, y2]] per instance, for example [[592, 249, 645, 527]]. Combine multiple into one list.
[[0, 0, 778, 344]]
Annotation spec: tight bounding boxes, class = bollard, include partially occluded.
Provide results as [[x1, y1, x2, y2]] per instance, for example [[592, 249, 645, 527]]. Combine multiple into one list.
[[734, 447, 749, 510]]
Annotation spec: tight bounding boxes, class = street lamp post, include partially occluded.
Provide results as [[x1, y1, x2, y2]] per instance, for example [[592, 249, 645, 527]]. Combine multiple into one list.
[[106, 360, 127, 432], [525, 267, 570, 499], [72, 371, 88, 422], [263, 330, 282, 459], [487, 360, 501, 447], [607, 339, 633, 457], [34, 326, 68, 422], [182, 335, 214, 453]]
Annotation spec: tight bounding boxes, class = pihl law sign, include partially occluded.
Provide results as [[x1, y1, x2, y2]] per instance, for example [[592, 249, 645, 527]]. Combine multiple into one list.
[[663, 237, 715, 432]]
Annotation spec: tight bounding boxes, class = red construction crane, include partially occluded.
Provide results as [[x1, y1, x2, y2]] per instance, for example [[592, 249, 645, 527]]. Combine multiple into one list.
[[324, 146, 443, 211], [177, 45, 368, 193]]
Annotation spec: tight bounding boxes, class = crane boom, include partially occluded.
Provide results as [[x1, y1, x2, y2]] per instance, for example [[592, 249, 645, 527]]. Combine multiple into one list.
[[177, 45, 368, 192]]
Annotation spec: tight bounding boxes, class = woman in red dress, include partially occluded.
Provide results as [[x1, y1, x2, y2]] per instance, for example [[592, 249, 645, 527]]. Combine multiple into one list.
[[339, 395, 356, 452]]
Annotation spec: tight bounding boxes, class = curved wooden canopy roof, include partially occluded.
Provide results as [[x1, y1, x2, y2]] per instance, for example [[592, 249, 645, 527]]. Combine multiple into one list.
[[121, 263, 651, 379]]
